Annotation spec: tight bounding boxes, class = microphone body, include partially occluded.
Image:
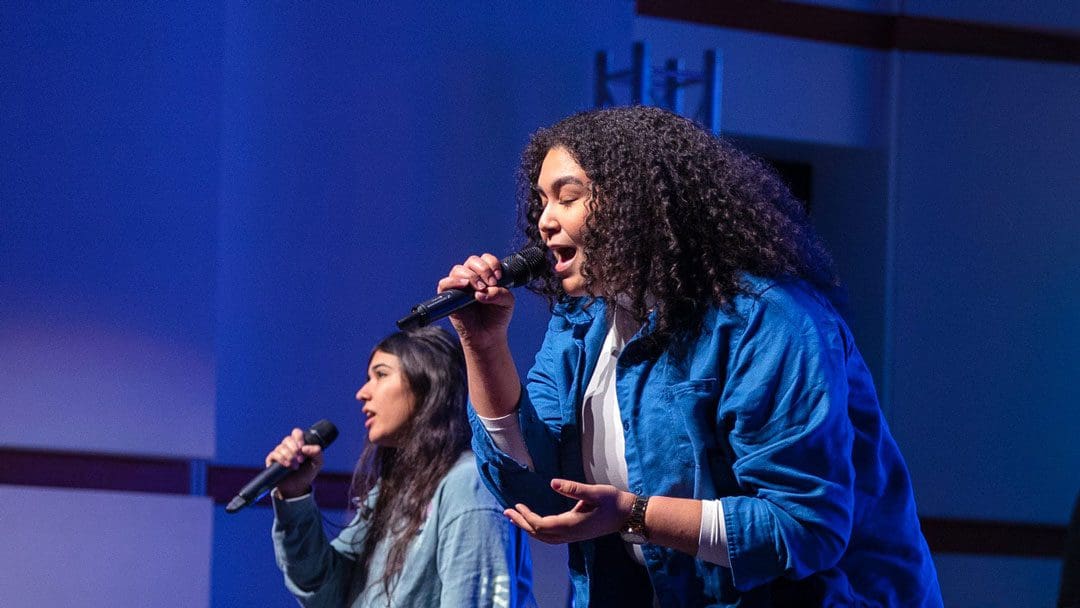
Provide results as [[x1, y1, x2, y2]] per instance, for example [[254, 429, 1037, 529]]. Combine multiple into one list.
[[225, 419, 339, 514], [397, 247, 546, 330]]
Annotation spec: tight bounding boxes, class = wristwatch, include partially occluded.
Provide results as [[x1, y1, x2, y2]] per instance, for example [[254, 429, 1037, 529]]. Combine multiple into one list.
[[619, 494, 650, 544]]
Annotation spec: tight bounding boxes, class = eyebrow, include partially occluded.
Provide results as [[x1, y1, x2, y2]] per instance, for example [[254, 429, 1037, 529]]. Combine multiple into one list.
[[536, 176, 588, 198], [369, 363, 393, 374]]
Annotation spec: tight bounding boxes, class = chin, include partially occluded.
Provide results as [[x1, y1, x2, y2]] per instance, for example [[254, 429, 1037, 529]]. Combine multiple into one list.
[[562, 278, 586, 297]]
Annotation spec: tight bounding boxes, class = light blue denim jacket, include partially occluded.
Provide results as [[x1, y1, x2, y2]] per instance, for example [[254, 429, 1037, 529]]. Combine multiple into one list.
[[468, 277, 942, 607], [272, 453, 536, 607]]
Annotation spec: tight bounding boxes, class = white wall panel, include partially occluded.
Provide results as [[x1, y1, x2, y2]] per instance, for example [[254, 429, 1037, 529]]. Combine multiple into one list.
[[889, 53, 1080, 524], [0, 486, 212, 608]]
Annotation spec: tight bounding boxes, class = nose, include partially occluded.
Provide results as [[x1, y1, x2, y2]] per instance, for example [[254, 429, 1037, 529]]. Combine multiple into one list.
[[356, 381, 372, 402], [538, 202, 559, 239]]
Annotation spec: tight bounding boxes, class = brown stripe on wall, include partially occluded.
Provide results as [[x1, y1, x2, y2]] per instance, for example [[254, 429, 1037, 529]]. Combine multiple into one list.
[[0, 447, 190, 494], [922, 516, 1067, 558], [636, 0, 1080, 64], [0, 447, 1068, 556], [206, 464, 354, 511]]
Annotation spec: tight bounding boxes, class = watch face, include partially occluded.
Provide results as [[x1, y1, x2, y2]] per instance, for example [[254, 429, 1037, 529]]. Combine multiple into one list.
[[620, 530, 647, 545]]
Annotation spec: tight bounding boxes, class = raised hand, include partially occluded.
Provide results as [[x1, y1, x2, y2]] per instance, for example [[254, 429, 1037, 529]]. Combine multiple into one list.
[[264, 427, 324, 499], [437, 253, 516, 350]]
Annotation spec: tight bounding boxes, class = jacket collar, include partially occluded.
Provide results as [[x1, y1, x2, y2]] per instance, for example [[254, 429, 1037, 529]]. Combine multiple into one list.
[[552, 296, 660, 343], [552, 296, 606, 326]]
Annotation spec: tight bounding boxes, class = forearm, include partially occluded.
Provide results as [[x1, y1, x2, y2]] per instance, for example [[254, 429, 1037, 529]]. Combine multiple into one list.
[[470, 406, 575, 516], [463, 337, 521, 418], [272, 495, 352, 603], [641, 495, 702, 557]]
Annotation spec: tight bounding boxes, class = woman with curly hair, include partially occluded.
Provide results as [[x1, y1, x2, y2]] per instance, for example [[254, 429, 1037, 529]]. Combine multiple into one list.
[[438, 106, 942, 606], [266, 326, 536, 607]]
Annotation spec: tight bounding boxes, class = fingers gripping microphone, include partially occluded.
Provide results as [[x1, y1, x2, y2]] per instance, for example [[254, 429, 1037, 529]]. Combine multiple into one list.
[[225, 419, 339, 514], [396, 247, 546, 330]]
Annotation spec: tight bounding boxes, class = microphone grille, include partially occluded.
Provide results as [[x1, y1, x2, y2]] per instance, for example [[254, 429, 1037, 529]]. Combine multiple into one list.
[[501, 247, 547, 288], [304, 419, 339, 448]]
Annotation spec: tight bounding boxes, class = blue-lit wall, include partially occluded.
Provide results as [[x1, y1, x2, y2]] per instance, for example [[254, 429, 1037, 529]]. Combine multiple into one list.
[[2, 3, 222, 605], [2, 2, 1076, 607]]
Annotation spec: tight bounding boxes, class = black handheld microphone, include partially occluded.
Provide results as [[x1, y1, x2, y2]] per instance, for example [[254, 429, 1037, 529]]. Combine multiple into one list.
[[396, 247, 547, 331], [225, 419, 339, 514]]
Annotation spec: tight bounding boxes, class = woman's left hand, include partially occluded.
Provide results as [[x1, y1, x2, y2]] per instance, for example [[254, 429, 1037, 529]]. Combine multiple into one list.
[[504, 479, 635, 544]]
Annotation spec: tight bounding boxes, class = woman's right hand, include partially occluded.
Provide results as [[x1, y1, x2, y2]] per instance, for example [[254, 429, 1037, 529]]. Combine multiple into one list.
[[437, 253, 516, 350], [264, 428, 324, 499]]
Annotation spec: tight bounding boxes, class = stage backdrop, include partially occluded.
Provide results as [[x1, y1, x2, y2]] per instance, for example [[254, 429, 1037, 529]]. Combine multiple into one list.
[[2, 1, 1077, 607]]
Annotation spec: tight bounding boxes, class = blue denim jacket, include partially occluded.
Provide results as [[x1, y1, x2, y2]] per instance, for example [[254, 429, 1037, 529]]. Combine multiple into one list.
[[469, 277, 942, 607]]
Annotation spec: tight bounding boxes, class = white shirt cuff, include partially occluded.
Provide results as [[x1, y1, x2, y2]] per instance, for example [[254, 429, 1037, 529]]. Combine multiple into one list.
[[697, 498, 731, 567], [477, 410, 534, 470]]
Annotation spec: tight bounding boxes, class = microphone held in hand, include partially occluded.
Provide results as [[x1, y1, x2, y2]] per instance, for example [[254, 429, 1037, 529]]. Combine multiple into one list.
[[225, 419, 339, 514], [396, 247, 547, 330]]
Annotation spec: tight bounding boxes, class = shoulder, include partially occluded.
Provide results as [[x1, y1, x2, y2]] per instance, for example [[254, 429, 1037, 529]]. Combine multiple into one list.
[[690, 276, 851, 366], [432, 452, 504, 518], [726, 276, 845, 336]]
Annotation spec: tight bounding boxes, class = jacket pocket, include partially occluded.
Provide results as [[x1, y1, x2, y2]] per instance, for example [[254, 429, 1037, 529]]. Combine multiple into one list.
[[666, 378, 720, 447], [665, 378, 740, 495]]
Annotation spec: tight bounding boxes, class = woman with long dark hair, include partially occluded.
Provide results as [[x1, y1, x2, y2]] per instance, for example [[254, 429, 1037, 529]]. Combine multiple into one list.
[[267, 326, 535, 607], [438, 106, 942, 606]]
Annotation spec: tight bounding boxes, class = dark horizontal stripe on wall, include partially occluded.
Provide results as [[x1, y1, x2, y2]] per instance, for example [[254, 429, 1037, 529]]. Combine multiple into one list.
[[921, 516, 1067, 558], [636, 0, 1080, 65], [0, 448, 1068, 556], [206, 464, 354, 511], [0, 447, 191, 495]]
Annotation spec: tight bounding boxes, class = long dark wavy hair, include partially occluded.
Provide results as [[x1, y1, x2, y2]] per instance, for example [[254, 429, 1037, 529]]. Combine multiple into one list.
[[347, 326, 470, 603], [518, 105, 839, 354]]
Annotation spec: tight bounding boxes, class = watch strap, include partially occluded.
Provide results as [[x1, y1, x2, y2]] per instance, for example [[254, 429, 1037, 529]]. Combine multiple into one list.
[[619, 494, 650, 544]]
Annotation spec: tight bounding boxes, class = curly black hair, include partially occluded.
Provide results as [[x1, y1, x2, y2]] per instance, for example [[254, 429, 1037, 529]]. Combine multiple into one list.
[[517, 105, 838, 353]]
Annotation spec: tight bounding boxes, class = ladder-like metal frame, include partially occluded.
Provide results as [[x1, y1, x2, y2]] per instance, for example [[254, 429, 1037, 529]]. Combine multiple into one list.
[[595, 41, 723, 134]]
